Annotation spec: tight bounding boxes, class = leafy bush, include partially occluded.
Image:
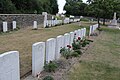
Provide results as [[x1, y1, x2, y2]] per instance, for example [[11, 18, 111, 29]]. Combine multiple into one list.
[[81, 38, 93, 47], [70, 52, 79, 57], [43, 76, 54, 80], [81, 39, 89, 47], [60, 45, 72, 59], [44, 61, 58, 72], [74, 50, 82, 55], [72, 36, 81, 50]]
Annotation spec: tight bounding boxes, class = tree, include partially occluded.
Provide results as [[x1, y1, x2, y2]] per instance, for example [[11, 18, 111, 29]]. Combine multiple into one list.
[[64, 0, 87, 16], [0, 0, 16, 13], [85, 0, 120, 25], [0, 0, 59, 14]]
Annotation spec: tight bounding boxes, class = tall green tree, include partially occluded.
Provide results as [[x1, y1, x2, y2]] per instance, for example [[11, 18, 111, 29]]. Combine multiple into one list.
[[0, 0, 58, 14], [0, 0, 16, 13], [64, 0, 87, 16], [86, 0, 120, 25]]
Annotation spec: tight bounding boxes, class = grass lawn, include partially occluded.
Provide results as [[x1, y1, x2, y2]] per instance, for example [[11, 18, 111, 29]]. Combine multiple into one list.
[[0, 22, 95, 77], [66, 26, 120, 80]]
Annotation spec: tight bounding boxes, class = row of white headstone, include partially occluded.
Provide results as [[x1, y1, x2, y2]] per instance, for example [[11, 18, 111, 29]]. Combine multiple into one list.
[[73, 19, 80, 22], [43, 18, 80, 28], [0, 23, 99, 80], [64, 18, 70, 24], [0, 28, 86, 80], [32, 28, 86, 77], [2, 21, 16, 32], [89, 24, 99, 36], [45, 20, 63, 27]]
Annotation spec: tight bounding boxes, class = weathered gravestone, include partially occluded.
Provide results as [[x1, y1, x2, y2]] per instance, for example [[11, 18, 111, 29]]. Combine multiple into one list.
[[74, 30, 78, 39], [83, 28, 86, 37], [64, 33, 70, 48], [3, 22, 8, 32], [78, 29, 81, 37], [13, 21, 16, 30], [33, 21, 37, 29], [0, 51, 20, 80], [55, 35, 64, 60], [81, 28, 84, 39], [46, 38, 56, 63], [32, 42, 45, 77], [89, 26, 92, 36], [70, 32, 74, 46], [42, 12, 48, 28]]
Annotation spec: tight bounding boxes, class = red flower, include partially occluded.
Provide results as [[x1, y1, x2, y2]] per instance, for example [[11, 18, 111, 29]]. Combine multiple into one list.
[[78, 37, 81, 40], [74, 33, 76, 35], [67, 45, 71, 48], [81, 40, 83, 42]]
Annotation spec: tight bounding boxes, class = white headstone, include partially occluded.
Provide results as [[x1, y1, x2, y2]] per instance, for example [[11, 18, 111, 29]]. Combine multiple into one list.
[[64, 33, 70, 48], [78, 29, 81, 37], [42, 12, 48, 28], [44, 20, 47, 28], [3, 22, 8, 32], [46, 38, 56, 63], [81, 29, 84, 39], [74, 30, 78, 39], [55, 35, 64, 60], [70, 32, 74, 46], [0, 51, 20, 80], [89, 26, 92, 36], [84, 28, 86, 37], [32, 42, 45, 77], [33, 21, 37, 29], [13, 21, 16, 29]]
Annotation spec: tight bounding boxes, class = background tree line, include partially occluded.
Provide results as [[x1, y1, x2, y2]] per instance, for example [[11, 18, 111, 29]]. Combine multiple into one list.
[[64, 0, 120, 25], [0, 0, 58, 14]]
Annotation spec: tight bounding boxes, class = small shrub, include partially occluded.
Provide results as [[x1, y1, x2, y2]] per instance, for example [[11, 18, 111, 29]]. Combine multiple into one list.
[[81, 39, 88, 47], [60, 47, 66, 53], [16, 26, 20, 30], [13, 28, 19, 31], [70, 52, 79, 57], [74, 50, 82, 55], [60, 45, 72, 59], [44, 61, 58, 72], [43, 76, 54, 80], [72, 36, 81, 50]]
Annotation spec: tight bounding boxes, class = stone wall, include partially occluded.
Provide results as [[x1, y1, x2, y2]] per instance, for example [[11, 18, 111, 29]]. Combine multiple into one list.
[[0, 14, 52, 32]]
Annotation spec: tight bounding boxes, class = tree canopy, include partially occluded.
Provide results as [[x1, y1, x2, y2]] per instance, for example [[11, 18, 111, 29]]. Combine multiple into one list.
[[64, 0, 120, 24], [64, 0, 88, 16], [0, 0, 58, 14]]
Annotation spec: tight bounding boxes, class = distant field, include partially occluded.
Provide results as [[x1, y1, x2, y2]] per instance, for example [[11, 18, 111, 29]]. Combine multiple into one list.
[[0, 22, 96, 77], [66, 26, 120, 80]]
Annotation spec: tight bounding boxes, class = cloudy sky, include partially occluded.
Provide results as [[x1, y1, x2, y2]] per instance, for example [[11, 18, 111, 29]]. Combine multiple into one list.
[[57, 0, 87, 13]]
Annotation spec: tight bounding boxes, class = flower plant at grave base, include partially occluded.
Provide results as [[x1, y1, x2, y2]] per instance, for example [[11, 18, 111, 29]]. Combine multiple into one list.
[[81, 37, 93, 47], [60, 45, 72, 59], [43, 75, 54, 80], [72, 36, 81, 50], [72, 36, 82, 55], [44, 61, 58, 73]]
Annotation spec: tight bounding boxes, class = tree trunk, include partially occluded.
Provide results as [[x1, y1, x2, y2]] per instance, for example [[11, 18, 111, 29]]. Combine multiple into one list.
[[97, 17, 100, 28], [103, 18, 106, 25]]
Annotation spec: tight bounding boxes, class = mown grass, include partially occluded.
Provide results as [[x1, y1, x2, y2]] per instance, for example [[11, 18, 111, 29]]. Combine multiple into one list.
[[66, 26, 120, 80], [0, 22, 94, 77]]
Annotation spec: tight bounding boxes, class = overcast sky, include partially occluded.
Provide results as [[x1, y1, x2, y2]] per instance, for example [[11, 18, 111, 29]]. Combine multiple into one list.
[[57, 0, 87, 13]]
